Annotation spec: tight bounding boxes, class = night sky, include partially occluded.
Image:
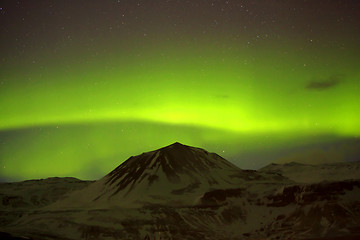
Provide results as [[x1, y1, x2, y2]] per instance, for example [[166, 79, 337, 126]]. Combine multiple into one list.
[[1, 0, 359, 181]]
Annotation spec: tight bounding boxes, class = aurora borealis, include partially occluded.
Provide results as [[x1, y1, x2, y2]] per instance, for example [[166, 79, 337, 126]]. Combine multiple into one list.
[[0, 1, 359, 181]]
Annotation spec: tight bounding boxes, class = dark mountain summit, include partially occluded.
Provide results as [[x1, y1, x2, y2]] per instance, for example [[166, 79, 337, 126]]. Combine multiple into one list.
[[106, 142, 240, 190]]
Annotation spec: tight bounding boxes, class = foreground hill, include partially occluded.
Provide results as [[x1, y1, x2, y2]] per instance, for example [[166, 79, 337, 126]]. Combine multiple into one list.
[[1, 143, 359, 240]]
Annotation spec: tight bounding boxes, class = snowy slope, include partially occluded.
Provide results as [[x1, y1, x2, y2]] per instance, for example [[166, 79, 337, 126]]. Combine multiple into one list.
[[4, 179, 360, 240]]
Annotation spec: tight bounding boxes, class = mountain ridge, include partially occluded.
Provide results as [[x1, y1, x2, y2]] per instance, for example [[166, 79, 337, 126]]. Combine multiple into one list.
[[260, 160, 360, 183]]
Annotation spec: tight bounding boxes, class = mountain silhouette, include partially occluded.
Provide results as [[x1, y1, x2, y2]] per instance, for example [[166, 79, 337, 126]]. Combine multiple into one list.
[[49, 142, 282, 208]]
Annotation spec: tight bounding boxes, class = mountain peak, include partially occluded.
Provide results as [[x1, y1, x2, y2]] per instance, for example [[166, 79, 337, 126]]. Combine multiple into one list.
[[162, 142, 189, 149], [158, 142, 194, 155], [92, 143, 248, 205]]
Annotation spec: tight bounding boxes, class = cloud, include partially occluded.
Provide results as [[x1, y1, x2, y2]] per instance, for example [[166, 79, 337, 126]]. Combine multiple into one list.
[[306, 75, 342, 91]]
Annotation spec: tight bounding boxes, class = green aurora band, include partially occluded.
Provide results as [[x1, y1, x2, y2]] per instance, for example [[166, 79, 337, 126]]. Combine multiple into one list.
[[2, 41, 359, 135]]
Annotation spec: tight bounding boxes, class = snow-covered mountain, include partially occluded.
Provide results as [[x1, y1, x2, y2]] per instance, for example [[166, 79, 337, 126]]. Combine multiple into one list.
[[49, 142, 286, 208], [1, 143, 359, 240]]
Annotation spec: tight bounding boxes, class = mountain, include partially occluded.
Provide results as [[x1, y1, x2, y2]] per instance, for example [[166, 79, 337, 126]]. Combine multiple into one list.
[[259, 161, 360, 183], [0, 177, 92, 227], [49, 142, 286, 208], [1, 143, 359, 240], [0, 177, 92, 210]]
